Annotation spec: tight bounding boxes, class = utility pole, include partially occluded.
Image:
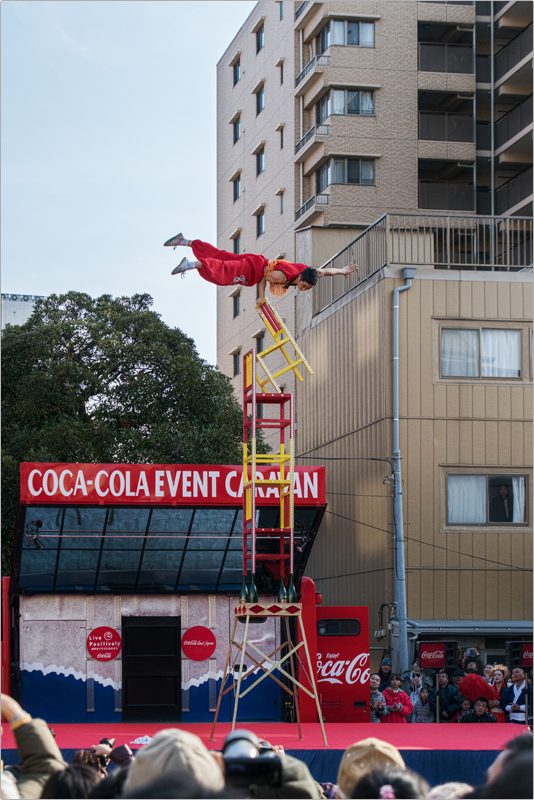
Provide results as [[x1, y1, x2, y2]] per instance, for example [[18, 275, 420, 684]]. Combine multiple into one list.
[[392, 267, 416, 675]]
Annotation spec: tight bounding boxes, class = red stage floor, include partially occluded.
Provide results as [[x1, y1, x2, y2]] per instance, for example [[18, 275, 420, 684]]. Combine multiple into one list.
[[2, 722, 527, 752]]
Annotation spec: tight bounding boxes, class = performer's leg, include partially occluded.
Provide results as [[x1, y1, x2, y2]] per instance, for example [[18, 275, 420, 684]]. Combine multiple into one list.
[[164, 233, 192, 248], [191, 240, 246, 262], [171, 257, 201, 276]]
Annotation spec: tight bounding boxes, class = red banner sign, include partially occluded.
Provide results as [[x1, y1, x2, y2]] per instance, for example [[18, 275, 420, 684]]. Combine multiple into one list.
[[181, 626, 216, 661], [522, 643, 533, 667], [420, 644, 446, 668], [20, 463, 325, 506], [87, 627, 122, 661]]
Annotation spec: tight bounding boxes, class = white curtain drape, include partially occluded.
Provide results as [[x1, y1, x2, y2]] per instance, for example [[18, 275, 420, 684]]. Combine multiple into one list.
[[332, 90, 345, 115], [481, 329, 521, 377], [360, 91, 374, 115], [512, 476, 525, 523], [332, 20, 345, 45], [441, 329, 479, 377], [360, 22, 375, 46], [360, 160, 375, 184], [448, 475, 486, 523]]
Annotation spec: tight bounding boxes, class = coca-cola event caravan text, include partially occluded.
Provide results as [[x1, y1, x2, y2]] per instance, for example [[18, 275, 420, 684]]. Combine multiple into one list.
[[20, 463, 325, 506]]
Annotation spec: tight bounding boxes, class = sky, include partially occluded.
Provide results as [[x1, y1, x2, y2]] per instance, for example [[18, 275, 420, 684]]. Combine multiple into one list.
[[1, 0, 257, 364]]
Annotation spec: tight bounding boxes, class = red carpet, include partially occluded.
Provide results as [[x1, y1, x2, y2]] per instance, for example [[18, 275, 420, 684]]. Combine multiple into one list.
[[2, 721, 527, 752]]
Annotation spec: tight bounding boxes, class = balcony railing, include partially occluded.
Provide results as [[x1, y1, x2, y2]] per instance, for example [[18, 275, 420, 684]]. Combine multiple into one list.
[[419, 181, 475, 211], [295, 193, 329, 221], [496, 94, 533, 149], [496, 166, 533, 214], [313, 212, 534, 316], [419, 111, 474, 141], [476, 54, 490, 82], [495, 23, 533, 81], [295, 124, 330, 154], [295, 55, 329, 87], [295, 1, 309, 20], [418, 42, 474, 73]]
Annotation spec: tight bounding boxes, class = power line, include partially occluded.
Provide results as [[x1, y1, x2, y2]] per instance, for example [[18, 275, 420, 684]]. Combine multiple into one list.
[[324, 509, 532, 573]]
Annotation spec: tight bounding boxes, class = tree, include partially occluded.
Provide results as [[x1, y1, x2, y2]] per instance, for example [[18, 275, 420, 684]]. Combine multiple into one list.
[[1, 291, 247, 572]]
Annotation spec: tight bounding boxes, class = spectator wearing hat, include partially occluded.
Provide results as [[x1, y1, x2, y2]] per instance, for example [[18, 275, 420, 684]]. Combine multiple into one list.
[[336, 737, 406, 799], [429, 670, 462, 723], [377, 658, 392, 693], [451, 669, 466, 692], [122, 729, 225, 797]]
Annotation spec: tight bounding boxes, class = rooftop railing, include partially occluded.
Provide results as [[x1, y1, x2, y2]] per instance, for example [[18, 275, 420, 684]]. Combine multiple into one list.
[[295, 124, 330, 154], [313, 212, 533, 316], [495, 23, 533, 81], [495, 94, 533, 149]]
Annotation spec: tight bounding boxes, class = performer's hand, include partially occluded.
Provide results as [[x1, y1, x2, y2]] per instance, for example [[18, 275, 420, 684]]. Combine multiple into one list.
[[341, 262, 358, 278]]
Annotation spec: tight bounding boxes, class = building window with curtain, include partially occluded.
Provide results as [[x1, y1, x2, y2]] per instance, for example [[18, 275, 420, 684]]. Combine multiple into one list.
[[256, 85, 265, 115], [256, 209, 265, 238], [233, 116, 241, 144], [233, 351, 241, 377], [233, 175, 241, 202], [441, 328, 522, 379], [447, 474, 527, 525], [256, 24, 264, 54], [316, 157, 375, 192], [317, 20, 375, 55], [256, 147, 265, 175], [233, 234, 241, 255], [233, 292, 240, 319], [316, 89, 375, 123], [256, 333, 265, 353], [233, 58, 241, 86]]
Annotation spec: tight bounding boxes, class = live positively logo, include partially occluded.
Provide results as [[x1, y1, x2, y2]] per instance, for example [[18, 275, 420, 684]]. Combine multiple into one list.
[[87, 626, 122, 661]]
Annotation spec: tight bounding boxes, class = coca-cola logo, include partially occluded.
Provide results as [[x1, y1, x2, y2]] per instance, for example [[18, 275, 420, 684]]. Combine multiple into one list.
[[422, 649, 445, 660], [181, 626, 216, 661], [317, 652, 369, 685], [522, 644, 533, 665], [524, 651, 533, 659]]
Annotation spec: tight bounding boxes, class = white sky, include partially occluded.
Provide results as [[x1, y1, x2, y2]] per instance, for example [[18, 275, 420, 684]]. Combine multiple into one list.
[[1, 0, 257, 364]]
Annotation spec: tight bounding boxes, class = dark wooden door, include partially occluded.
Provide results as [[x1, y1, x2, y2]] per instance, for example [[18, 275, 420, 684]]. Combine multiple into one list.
[[122, 616, 181, 722]]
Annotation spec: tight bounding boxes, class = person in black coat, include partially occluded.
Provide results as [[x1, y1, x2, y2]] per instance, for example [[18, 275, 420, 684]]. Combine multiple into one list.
[[459, 696, 497, 723], [429, 670, 462, 722], [500, 667, 533, 724], [489, 484, 514, 522]]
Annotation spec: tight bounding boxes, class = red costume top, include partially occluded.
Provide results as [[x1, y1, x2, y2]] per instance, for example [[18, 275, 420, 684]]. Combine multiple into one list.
[[191, 240, 306, 296], [379, 688, 413, 724]]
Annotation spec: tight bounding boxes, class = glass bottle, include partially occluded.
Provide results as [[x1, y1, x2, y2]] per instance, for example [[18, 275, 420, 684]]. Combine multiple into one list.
[[287, 573, 297, 603], [277, 576, 288, 604], [249, 573, 259, 603], [239, 575, 249, 604]]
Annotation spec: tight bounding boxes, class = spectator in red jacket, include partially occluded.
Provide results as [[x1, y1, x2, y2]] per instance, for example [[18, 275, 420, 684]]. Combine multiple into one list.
[[380, 673, 413, 724]]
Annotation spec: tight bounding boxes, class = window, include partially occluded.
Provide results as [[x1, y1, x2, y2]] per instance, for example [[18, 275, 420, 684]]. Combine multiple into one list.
[[317, 89, 374, 123], [280, 127, 284, 149], [441, 328, 521, 379], [256, 209, 265, 238], [233, 351, 241, 377], [317, 20, 375, 55], [256, 85, 265, 115], [233, 235, 241, 255], [279, 1, 283, 20], [233, 116, 241, 144], [316, 157, 375, 192], [257, 403, 264, 419], [317, 618, 361, 636], [256, 147, 265, 175], [233, 293, 240, 318], [233, 175, 241, 202], [447, 474, 527, 525], [233, 58, 241, 86], [280, 192, 284, 214], [280, 62, 284, 84], [256, 23, 264, 53], [256, 334, 265, 353]]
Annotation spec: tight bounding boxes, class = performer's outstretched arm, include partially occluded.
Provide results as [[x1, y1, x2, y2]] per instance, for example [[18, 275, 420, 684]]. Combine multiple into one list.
[[257, 276, 267, 304], [316, 262, 358, 279]]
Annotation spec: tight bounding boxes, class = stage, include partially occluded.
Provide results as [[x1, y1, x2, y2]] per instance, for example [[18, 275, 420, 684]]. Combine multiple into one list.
[[2, 722, 529, 787]]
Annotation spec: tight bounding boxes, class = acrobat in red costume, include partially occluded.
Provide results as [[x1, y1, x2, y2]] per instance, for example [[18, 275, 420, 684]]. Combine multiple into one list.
[[164, 235, 358, 303]]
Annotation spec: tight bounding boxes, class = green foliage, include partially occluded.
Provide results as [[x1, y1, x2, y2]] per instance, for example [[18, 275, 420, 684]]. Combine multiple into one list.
[[1, 291, 253, 573]]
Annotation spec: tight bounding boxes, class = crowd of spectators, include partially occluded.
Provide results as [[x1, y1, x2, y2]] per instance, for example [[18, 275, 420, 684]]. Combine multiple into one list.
[[370, 650, 533, 726], [1, 690, 532, 800]]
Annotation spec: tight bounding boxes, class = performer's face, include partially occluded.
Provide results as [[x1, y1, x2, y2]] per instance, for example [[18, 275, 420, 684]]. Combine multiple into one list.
[[295, 276, 314, 292]]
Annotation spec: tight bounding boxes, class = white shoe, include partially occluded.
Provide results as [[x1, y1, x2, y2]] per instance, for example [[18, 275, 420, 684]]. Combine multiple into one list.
[[172, 257, 190, 276], [164, 232, 186, 247]]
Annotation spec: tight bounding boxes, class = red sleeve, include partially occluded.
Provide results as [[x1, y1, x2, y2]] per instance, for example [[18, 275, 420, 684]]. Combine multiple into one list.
[[398, 691, 413, 716]]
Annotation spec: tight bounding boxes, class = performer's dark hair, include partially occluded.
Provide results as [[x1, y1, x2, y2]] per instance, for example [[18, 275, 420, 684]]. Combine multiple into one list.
[[301, 267, 318, 285]]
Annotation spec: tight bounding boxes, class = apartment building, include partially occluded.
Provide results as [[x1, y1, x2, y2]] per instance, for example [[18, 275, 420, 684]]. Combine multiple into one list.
[[216, 1, 533, 668]]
